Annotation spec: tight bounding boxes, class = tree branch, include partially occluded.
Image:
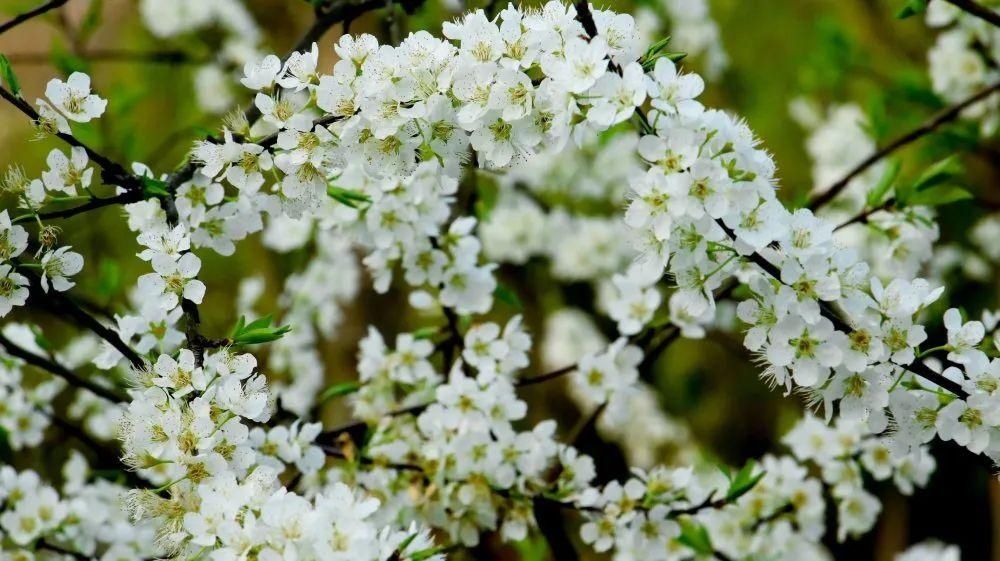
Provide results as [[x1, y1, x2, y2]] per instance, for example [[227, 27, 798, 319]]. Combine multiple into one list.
[[19, 268, 146, 370], [0, 0, 69, 36], [32, 190, 146, 221], [5, 49, 202, 65], [807, 81, 1000, 211], [942, 0, 1000, 28], [0, 333, 127, 403], [533, 496, 579, 561], [714, 219, 969, 399], [0, 86, 145, 192], [833, 197, 896, 231]]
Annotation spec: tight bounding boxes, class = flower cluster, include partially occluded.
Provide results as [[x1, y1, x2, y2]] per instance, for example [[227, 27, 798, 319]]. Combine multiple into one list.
[[0, 457, 158, 559], [784, 415, 935, 540], [4, 1, 998, 560], [119, 346, 444, 560], [925, 2, 1000, 134], [0, 324, 64, 450]]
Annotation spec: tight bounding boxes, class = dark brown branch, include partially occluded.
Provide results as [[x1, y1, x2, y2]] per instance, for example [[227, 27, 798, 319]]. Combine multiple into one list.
[[37, 540, 93, 561], [942, 0, 1000, 28], [34, 190, 146, 221], [0, 333, 127, 403], [574, 0, 599, 38], [533, 496, 579, 561], [833, 198, 896, 231], [0, 86, 145, 192], [517, 364, 575, 386], [19, 268, 146, 370], [808, 81, 1000, 210], [713, 219, 969, 399], [0, 0, 69, 35], [5, 49, 202, 65], [567, 401, 606, 445]]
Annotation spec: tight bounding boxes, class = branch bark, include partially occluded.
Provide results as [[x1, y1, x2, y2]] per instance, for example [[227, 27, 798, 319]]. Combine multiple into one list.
[[5, 49, 202, 65], [34, 190, 146, 221], [0, 333, 127, 403], [0, 86, 145, 192], [19, 268, 146, 370], [714, 219, 969, 399], [942, 0, 1000, 28], [807, 81, 1000, 211], [0, 0, 70, 36]]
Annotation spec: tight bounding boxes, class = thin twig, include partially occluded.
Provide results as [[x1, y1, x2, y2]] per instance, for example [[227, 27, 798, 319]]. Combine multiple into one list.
[[0, 0, 70, 36], [0, 333, 127, 403], [18, 268, 146, 369], [714, 219, 969, 399], [32, 190, 146, 221], [567, 401, 606, 445], [5, 49, 202, 65], [833, 198, 896, 231], [808, 81, 1000, 210], [942, 0, 1000, 28], [0, 86, 145, 192], [37, 540, 92, 561]]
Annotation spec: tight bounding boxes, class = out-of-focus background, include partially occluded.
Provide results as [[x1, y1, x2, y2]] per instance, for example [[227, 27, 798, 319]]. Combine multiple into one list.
[[2, 1, 999, 559]]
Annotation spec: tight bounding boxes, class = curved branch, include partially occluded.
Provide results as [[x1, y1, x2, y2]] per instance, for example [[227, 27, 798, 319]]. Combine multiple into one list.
[[714, 219, 969, 399], [19, 268, 146, 370], [5, 49, 202, 65], [0, 86, 145, 192], [0, 0, 69, 36], [807, 81, 1000, 211], [32, 190, 146, 221], [942, 0, 1000, 28], [0, 333, 127, 403]]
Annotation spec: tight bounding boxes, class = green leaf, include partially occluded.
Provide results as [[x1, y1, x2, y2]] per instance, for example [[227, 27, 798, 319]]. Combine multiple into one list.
[[897, 0, 928, 18], [896, 156, 964, 206], [905, 184, 972, 207], [725, 460, 765, 502], [233, 325, 292, 345], [411, 326, 441, 340], [230, 314, 291, 345], [913, 155, 963, 192], [319, 381, 362, 403], [242, 314, 274, 333], [231, 315, 247, 338], [866, 159, 900, 207], [30, 325, 53, 352], [141, 176, 170, 198], [493, 283, 522, 311], [473, 180, 498, 221], [676, 519, 713, 555], [411, 546, 451, 561], [327, 185, 370, 208], [0, 54, 21, 96], [640, 36, 687, 70], [864, 92, 890, 142], [643, 36, 672, 60]]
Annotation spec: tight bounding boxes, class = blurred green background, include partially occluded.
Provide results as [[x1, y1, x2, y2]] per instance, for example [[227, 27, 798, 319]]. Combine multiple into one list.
[[2, 1, 999, 560]]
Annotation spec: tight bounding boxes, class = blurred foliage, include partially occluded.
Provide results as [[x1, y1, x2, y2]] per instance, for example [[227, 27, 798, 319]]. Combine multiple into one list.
[[1, 0, 999, 559]]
